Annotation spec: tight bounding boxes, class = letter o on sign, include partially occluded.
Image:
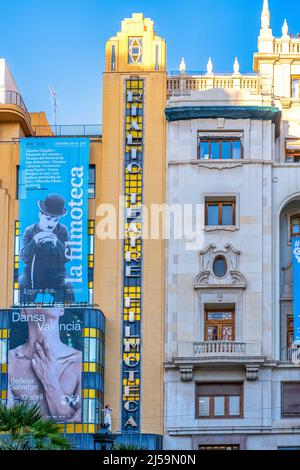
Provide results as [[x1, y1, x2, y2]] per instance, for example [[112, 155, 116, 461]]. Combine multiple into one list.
[[127, 163, 141, 174], [124, 355, 140, 367]]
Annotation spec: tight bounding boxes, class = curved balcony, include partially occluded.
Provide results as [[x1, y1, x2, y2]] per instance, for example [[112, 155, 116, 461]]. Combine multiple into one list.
[[0, 90, 31, 123]]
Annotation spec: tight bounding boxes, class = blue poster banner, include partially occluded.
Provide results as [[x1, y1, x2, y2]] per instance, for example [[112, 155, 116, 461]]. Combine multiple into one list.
[[18, 138, 89, 304], [292, 237, 300, 342]]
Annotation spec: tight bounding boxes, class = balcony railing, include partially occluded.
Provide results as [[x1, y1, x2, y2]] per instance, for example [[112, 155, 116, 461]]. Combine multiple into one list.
[[32, 124, 102, 137], [280, 347, 300, 363], [0, 90, 31, 123], [194, 341, 246, 355]]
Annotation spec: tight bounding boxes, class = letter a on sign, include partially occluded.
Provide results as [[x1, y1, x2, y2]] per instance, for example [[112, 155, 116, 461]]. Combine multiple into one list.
[[124, 416, 138, 428]]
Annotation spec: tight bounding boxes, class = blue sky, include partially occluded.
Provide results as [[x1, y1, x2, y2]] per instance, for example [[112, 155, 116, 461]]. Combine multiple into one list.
[[0, 0, 299, 125]]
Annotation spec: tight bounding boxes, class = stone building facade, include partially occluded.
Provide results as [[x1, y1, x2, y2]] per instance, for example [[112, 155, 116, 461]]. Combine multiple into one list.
[[164, 0, 300, 450]]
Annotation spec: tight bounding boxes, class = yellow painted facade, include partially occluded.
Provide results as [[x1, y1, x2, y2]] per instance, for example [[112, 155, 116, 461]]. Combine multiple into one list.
[[101, 13, 166, 434]]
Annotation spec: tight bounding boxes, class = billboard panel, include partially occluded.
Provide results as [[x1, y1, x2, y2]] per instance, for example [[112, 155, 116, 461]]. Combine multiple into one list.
[[292, 237, 300, 342], [8, 308, 83, 422], [18, 138, 89, 303]]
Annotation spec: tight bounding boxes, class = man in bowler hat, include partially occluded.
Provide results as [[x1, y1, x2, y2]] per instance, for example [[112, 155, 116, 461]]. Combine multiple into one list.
[[18, 194, 74, 303]]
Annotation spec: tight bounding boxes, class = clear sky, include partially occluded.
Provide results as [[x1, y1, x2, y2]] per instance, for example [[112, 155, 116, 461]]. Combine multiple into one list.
[[0, 0, 299, 125]]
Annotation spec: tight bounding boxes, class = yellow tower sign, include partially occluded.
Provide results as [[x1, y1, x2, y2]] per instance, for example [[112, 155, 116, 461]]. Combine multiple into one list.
[[100, 13, 166, 436]]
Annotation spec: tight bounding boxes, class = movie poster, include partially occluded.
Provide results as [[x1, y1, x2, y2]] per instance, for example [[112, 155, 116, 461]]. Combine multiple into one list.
[[8, 308, 83, 422], [18, 138, 89, 303]]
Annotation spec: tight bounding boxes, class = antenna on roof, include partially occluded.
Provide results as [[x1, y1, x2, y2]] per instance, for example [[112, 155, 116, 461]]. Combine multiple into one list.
[[48, 86, 57, 132]]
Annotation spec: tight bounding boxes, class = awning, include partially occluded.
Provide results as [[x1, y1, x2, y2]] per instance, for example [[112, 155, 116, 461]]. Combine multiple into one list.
[[165, 105, 282, 137]]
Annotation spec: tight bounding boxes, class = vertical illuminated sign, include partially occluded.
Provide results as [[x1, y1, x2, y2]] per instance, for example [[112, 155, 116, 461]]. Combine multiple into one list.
[[121, 78, 144, 431], [292, 237, 300, 342]]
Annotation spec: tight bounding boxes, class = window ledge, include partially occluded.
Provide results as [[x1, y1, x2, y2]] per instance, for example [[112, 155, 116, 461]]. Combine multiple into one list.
[[205, 225, 239, 232]]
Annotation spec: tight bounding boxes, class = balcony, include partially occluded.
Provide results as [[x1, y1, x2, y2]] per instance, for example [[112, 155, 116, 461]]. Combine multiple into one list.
[[194, 341, 246, 355], [0, 90, 31, 120], [280, 347, 300, 363], [0, 90, 32, 135]]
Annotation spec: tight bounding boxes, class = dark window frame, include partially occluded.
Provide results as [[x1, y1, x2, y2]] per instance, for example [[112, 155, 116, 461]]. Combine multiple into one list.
[[196, 382, 243, 419], [205, 199, 236, 226], [198, 136, 243, 160]]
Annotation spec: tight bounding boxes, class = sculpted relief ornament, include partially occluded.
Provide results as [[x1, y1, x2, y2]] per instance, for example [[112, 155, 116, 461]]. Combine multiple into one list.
[[194, 243, 246, 289]]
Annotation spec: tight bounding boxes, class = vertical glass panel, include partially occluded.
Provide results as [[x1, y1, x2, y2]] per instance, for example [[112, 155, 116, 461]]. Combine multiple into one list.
[[221, 326, 233, 341], [222, 204, 233, 225], [214, 396, 225, 416], [89, 288, 93, 305], [88, 165, 95, 199], [89, 338, 98, 363], [206, 326, 218, 341], [200, 141, 210, 159], [155, 44, 159, 71], [0, 339, 7, 364], [211, 142, 219, 159], [207, 204, 219, 225], [232, 141, 241, 159], [292, 79, 300, 98], [229, 396, 240, 416], [199, 397, 210, 416], [111, 45, 116, 71], [83, 338, 90, 362], [222, 141, 231, 159], [88, 399, 96, 423]]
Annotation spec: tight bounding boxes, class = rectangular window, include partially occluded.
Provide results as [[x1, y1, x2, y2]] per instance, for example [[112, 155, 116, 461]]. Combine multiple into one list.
[[286, 139, 300, 163], [196, 383, 243, 419], [198, 137, 242, 160], [205, 199, 236, 226], [292, 77, 300, 98], [88, 165, 96, 199], [282, 382, 300, 418]]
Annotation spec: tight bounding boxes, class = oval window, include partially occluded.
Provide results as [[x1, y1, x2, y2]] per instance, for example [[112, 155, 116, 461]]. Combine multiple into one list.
[[213, 256, 227, 278]]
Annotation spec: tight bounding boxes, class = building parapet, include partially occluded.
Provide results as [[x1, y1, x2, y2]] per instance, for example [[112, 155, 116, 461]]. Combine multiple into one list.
[[167, 74, 259, 97]]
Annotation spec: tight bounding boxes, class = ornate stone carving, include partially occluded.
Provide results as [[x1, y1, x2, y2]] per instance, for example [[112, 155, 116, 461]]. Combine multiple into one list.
[[194, 243, 246, 289], [246, 365, 260, 381]]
